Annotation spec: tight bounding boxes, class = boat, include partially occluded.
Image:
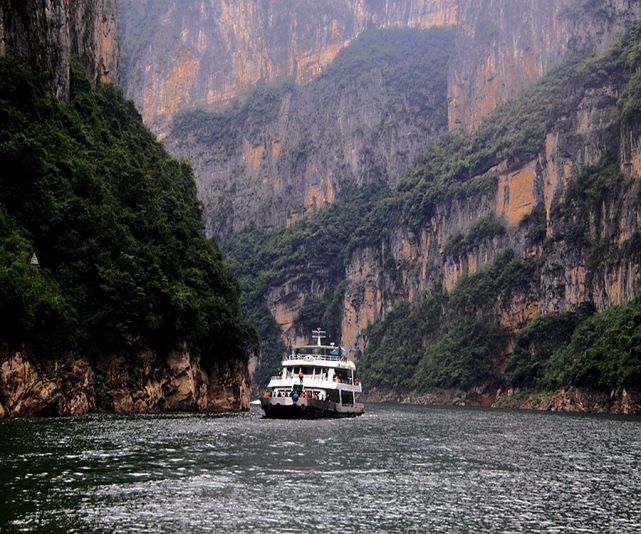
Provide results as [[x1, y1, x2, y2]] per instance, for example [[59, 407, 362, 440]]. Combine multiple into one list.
[[260, 329, 364, 418]]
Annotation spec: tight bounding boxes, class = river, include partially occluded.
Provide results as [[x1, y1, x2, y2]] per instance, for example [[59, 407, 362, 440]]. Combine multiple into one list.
[[1, 404, 640, 532]]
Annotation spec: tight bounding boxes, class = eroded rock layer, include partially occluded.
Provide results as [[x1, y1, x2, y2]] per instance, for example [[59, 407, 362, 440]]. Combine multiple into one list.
[[0, 352, 249, 417]]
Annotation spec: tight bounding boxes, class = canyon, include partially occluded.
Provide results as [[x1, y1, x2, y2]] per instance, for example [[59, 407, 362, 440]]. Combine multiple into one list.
[[115, 1, 641, 411], [2, 0, 641, 414]]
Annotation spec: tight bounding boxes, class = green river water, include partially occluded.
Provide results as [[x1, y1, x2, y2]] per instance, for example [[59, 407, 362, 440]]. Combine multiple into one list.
[[1, 404, 640, 532]]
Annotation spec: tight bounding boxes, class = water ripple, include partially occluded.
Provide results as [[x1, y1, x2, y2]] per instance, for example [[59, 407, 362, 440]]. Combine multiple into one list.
[[0, 405, 640, 532]]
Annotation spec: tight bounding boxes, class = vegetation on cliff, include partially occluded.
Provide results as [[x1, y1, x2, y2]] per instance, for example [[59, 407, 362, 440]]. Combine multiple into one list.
[[169, 26, 455, 237], [224, 23, 641, 392], [0, 57, 256, 362], [362, 251, 537, 390]]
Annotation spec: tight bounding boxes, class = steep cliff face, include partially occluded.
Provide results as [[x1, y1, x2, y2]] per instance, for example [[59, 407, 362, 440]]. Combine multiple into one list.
[[226, 24, 641, 401], [117, 0, 641, 245], [0, 0, 118, 98], [118, 0, 457, 133], [448, 0, 641, 129], [167, 27, 454, 237], [344, 62, 641, 352], [0, 351, 249, 417]]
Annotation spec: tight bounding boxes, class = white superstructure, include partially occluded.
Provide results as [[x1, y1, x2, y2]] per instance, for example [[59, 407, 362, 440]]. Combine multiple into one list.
[[260, 329, 364, 418]]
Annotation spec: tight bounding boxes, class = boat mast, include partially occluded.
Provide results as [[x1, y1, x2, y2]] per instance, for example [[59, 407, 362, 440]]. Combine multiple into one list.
[[311, 328, 326, 347]]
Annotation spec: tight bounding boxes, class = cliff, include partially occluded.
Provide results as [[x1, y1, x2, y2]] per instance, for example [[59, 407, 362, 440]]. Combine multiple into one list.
[[167, 27, 454, 237], [0, 351, 249, 417], [117, 0, 641, 242], [118, 0, 457, 133], [225, 23, 641, 402], [0, 0, 119, 99], [0, 0, 256, 417], [448, 0, 641, 129]]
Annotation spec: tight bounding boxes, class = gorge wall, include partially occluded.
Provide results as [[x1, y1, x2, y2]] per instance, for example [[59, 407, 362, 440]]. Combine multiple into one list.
[[166, 27, 454, 237], [114, 1, 641, 409], [0, 0, 119, 98], [225, 23, 641, 405], [118, 0, 458, 133], [119, 0, 641, 240], [448, 0, 641, 129]]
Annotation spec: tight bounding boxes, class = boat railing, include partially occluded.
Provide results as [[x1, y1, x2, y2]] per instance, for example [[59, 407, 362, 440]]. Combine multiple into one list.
[[283, 353, 343, 362], [269, 375, 360, 386]]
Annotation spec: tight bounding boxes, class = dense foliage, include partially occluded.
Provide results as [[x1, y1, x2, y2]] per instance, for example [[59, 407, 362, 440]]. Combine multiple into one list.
[[544, 297, 641, 389], [505, 305, 595, 389], [0, 57, 256, 361], [361, 251, 537, 390]]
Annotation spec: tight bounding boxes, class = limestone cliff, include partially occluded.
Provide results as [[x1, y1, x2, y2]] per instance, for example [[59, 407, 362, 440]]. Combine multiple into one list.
[[0, 351, 249, 417], [339, 57, 641, 350], [448, 0, 641, 129], [118, 0, 641, 242], [118, 0, 457, 133], [229, 24, 641, 403], [0, 0, 119, 98], [167, 27, 454, 237]]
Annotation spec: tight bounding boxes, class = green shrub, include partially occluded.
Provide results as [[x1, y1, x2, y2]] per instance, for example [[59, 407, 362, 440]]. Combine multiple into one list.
[[544, 297, 641, 389], [413, 319, 509, 389]]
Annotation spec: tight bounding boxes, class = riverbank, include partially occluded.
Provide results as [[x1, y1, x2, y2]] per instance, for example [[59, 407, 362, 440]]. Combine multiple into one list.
[[0, 352, 249, 417], [364, 386, 641, 415]]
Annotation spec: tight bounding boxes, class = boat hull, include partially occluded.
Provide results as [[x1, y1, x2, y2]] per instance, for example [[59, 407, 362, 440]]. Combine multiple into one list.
[[260, 397, 364, 419]]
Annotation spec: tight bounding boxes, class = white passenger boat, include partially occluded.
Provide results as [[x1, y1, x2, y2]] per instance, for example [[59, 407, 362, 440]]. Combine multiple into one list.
[[260, 329, 364, 418]]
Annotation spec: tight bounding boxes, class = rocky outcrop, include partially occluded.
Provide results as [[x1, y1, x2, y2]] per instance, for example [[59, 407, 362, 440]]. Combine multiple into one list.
[[365, 386, 641, 415], [0, 351, 249, 417], [118, 0, 457, 133], [448, 0, 641, 130], [0, 0, 118, 99]]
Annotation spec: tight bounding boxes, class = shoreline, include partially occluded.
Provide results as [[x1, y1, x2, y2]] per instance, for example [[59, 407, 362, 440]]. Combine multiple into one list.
[[363, 386, 641, 415]]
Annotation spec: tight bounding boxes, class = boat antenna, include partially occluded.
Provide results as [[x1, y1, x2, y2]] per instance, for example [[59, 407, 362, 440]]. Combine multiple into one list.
[[311, 328, 326, 347]]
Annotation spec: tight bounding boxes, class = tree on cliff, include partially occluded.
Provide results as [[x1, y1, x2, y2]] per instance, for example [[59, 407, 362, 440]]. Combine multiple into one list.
[[0, 56, 257, 364]]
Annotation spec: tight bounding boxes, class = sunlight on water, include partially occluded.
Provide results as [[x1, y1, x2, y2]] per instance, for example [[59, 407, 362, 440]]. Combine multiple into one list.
[[1, 405, 640, 532]]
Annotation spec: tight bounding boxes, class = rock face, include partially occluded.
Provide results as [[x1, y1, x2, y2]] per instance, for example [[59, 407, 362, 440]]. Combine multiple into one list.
[[365, 386, 641, 414], [118, 0, 457, 133], [448, 0, 641, 130], [340, 95, 641, 351], [118, 0, 641, 241], [166, 27, 454, 237], [0, 351, 250, 417], [0, 0, 119, 99], [262, 26, 641, 360]]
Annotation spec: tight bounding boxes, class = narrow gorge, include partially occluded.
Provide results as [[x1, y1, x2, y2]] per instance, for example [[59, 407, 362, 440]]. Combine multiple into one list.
[[117, 0, 641, 414], [2, 0, 641, 415]]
